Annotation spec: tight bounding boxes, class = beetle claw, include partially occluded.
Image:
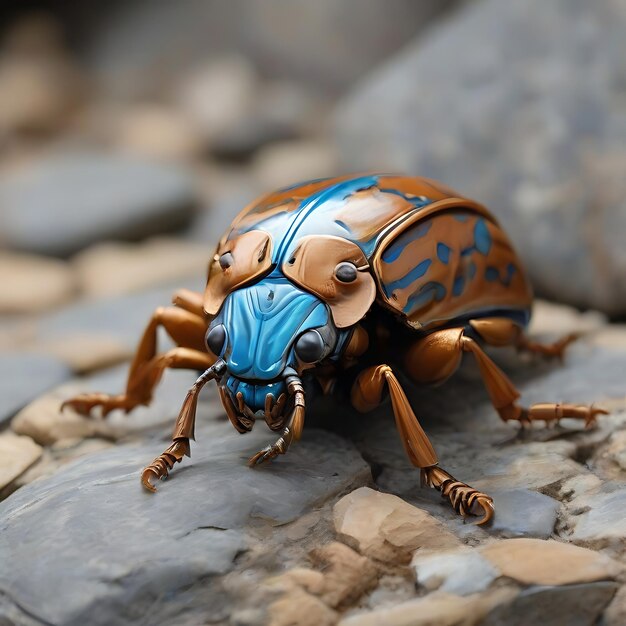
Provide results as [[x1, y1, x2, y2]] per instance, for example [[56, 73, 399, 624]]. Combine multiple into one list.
[[61, 393, 139, 418]]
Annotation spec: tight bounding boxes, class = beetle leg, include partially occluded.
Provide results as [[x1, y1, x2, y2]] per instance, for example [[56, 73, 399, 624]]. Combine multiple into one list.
[[516, 333, 579, 360], [404, 325, 608, 430], [141, 361, 225, 492], [460, 335, 608, 428], [62, 298, 210, 416], [351, 364, 493, 525], [468, 317, 579, 361], [248, 376, 305, 466]]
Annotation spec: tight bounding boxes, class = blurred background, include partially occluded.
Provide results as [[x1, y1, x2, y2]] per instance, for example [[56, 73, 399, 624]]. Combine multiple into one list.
[[1, 0, 626, 463]]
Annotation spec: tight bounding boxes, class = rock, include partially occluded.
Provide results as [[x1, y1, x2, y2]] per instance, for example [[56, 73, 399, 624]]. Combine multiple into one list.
[[564, 488, 626, 548], [482, 582, 618, 626], [333, 487, 460, 563], [604, 584, 626, 626], [528, 301, 606, 339], [0, 14, 84, 134], [177, 56, 258, 145], [0, 352, 71, 427], [113, 104, 203, 162], [252, 140, 338, 191], [488, 489, 560, 539], [11, 363, 201, 446], [0, 433, 42, 492], [72, 237, 209, 299], [479, 538, 621, 586], [209, 82, 328, 161], [338, 588, 517, 626], [85, 1, 456, 96], [335, 0, 626, 315], [36, 277, 205, 349], [412, 548, 499, 596], [310, 542, 379, 609], [0, 150, 197, 257], [0, 420, 370, 626], [0, 251, 77, 313], [37, 334, 131, 374], [268, 588, 338, 626], [597, 430, 626, 473], [11, 438, 114, 491]]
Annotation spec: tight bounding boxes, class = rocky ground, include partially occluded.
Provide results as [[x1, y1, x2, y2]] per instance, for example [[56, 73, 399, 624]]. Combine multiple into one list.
[[1, 2, 626, 625]]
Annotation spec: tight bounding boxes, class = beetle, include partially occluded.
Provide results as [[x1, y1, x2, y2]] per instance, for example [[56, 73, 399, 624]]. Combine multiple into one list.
[[62, 174, 606, 524]]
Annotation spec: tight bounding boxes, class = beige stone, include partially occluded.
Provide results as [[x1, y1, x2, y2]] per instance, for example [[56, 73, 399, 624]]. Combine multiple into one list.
[[0, 432, 42, 490], [333, 487, 460, 563], [252, 140, 338, 190], [338, 588, 517, 626], [115, 105, 203, 161], [528, 299, 606, 337], [0, 252, 76, 314], [268, 587, 338, 626], [72, 237, 207, 298], [11, 390, 118, 446], [0, 15, 84, 134], [273, 568, 326, 596], [480, 538, 621, 586], [177, 56, 258, 142], [310, 542, 379, 610]]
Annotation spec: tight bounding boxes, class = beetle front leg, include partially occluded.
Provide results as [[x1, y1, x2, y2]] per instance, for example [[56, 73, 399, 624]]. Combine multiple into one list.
[[141, 361, 225, 492], [351, 364, 494, 525], [62, 297, 210, 417]]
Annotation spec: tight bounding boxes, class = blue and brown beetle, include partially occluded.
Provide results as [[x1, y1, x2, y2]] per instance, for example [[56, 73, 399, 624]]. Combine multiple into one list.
[[62, 174, 606, 524]]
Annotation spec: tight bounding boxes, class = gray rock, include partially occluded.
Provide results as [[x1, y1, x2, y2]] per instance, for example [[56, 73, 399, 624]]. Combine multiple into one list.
[[336, 0, 626, 314], [0, 420, 370, 626], [565, 487, 626, 548], [0, 151, 197, 256], [482, 582, 618, 626], [0, 352, 71, 426], [413, 549, 499, 595], [489, 489, 560, 539], [37, 276, 205, 346], [84, 0, 457, 96]]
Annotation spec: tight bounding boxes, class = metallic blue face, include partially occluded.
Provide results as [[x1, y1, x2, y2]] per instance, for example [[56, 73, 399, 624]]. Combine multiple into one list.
[[209, 275, 345, 413]]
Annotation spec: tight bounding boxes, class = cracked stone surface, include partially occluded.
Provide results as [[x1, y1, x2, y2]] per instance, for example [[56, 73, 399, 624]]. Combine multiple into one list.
[[0, 408, 371, 626]]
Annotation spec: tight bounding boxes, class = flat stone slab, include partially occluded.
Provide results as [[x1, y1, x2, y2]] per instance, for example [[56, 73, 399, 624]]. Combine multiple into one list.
[[0, 150, 197, 256], [0, 422, 370, 626]]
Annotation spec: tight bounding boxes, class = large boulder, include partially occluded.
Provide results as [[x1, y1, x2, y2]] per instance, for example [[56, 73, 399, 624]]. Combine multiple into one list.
[[336, 0, 626, 315]]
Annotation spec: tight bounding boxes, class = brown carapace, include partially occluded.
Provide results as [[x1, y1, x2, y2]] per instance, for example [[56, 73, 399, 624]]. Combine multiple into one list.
[[62, 174, 606, 525]]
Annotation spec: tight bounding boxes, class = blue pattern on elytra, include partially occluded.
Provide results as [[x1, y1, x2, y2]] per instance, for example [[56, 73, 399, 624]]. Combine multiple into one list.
[[404, 281, 447, 313], [485, 263, 517, 286], [485, 267, 499, 282], [378, 188, 432, 210], [452, 275, 465, 296], [385, 259, 432, 294], [382, 222, 432, 263], [467, 261, 477, 279], [437, 242, 451, 264], [453, 213, 469, 222], [474, 219, 492, 255], [272, 174, 381, 262]]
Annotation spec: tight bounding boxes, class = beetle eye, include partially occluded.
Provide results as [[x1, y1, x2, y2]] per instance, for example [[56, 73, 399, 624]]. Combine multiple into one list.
[[219, 252, 234, 270], [334, 262, 358, 283], [206, 324, 227, 356], [294, 330, 325, 363]]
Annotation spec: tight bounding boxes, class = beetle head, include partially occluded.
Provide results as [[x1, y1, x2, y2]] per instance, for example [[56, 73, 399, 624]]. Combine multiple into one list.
[[203, 231, 376, 420]]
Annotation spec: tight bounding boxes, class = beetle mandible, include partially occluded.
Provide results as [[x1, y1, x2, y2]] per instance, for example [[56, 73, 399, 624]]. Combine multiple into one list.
[[62, 174, 607, 524]]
